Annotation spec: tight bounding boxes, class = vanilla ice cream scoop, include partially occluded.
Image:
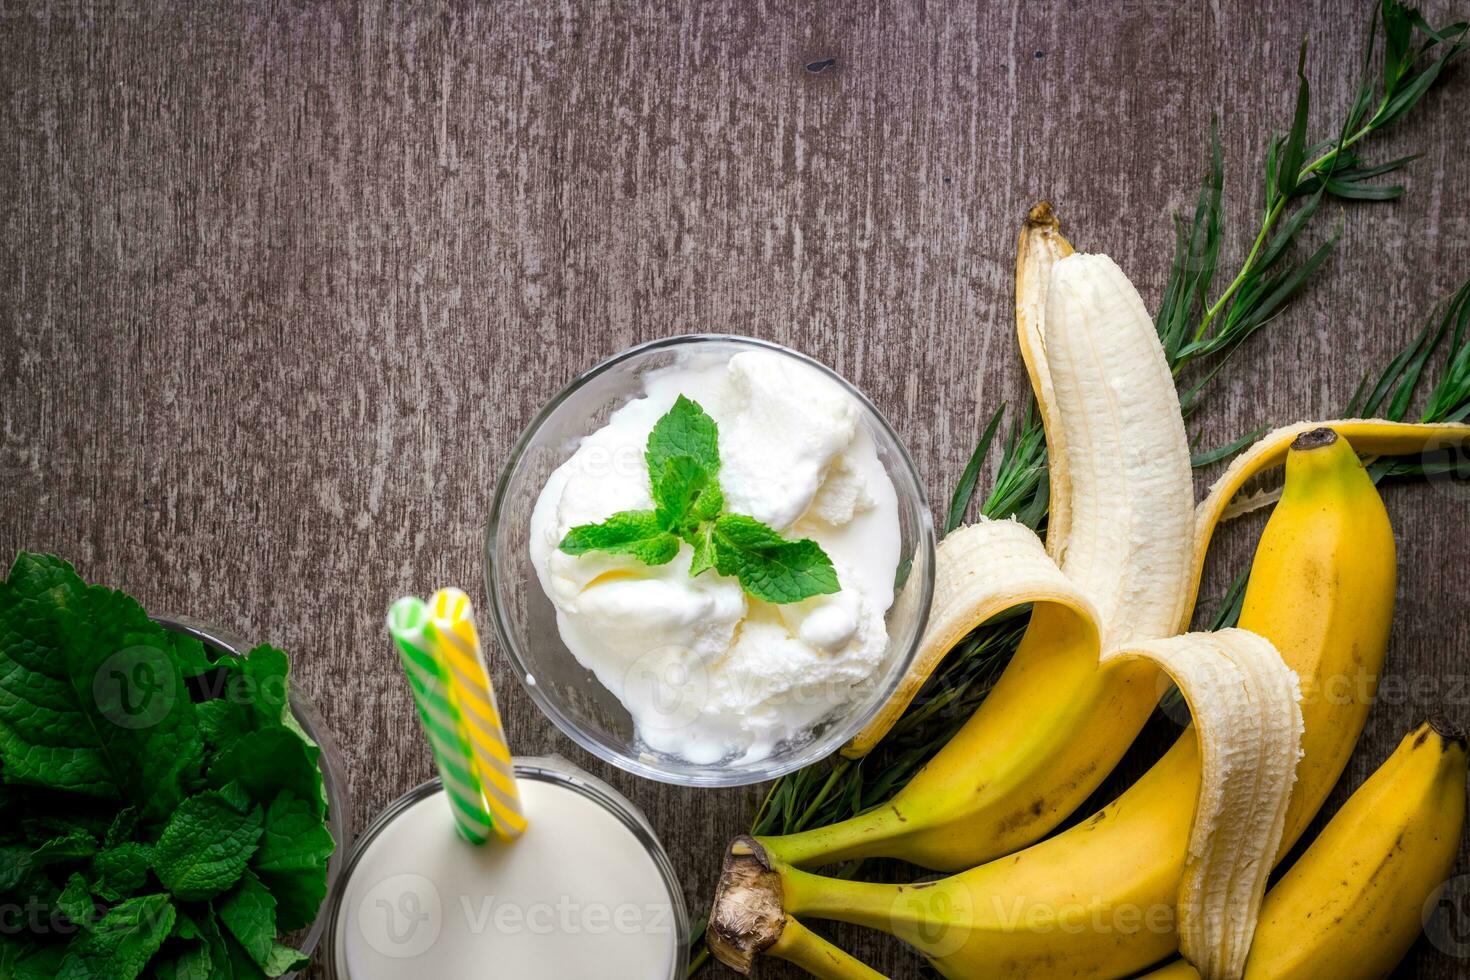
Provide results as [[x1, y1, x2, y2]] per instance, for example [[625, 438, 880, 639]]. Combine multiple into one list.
[[528, 350, 901, 765]]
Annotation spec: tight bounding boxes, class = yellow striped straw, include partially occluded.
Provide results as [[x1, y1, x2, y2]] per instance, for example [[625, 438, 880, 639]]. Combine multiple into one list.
[[386, 597, 494, 845], [427, 587, 527, 841]]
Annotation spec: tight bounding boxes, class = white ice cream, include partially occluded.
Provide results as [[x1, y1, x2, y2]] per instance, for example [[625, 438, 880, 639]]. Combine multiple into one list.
[[528, 349, 901, 765]]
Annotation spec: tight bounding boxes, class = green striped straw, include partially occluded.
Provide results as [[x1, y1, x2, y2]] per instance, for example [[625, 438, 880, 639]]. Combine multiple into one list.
[[387, 596, 494, 844]]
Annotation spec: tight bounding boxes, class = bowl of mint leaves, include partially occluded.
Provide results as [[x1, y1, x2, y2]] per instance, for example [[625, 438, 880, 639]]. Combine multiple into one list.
[[0, 553, 344, 979]]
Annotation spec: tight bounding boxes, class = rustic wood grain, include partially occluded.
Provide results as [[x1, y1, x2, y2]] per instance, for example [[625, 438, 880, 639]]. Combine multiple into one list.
[[2, 2, 1469, 977]]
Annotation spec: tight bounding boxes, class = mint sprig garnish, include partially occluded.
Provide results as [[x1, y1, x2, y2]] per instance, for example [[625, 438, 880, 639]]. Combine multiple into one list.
[[559, 395, 841, 604]]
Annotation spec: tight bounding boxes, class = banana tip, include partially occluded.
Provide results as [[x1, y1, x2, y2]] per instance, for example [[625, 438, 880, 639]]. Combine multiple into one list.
[[1426, 715, 1468, 749], [1025, 200, 1059, 228], [1291, 427, 1340, 451]]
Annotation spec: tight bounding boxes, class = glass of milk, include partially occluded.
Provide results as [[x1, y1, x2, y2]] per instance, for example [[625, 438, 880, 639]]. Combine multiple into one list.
[[485, 335, 936, 787], [325, 757, 689, 979]]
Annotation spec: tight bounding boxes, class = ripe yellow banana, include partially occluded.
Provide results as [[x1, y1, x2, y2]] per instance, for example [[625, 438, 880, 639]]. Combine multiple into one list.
[[762, 206, 1201, 872], [710, 426, 1397, 978], [758, 205, 1470, 883], [1142, 718, 1468, 980]]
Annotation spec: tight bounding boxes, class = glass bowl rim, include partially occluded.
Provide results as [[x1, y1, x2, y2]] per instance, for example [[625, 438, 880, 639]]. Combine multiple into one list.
[[482, 333, 937, 787], [153, 614, 351, 979], [321, 759, 691, 980]]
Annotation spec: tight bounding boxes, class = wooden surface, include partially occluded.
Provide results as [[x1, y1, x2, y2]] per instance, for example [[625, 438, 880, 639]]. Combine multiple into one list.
[[3, 2, 1469, 977]]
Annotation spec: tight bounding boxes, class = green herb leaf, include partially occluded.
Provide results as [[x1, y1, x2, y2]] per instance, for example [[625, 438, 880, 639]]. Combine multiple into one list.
[[1276, 39, 1311, 199], [646, 395, 721, 477], [148, 942, 214, 980], [653, 456, 720, 534], [0, 556, 333, 979], [218, 869, 308, 978], [88, 841, 153, 902], [0, 939, 65, 980], [251, 792, 335, 932], [0, 555, 206, 820], [946, 403, 1007, 534], [55, 893, 175, 980], [559, 397, 843, 604], [151, 791, 263, 902], [207, 728, 325, 819], [56, 873, 95, 926], [559, 510, 681, 566], [688, 526, 717, 578], [711, 515, 840, 604], [194, 906, 267, 980]]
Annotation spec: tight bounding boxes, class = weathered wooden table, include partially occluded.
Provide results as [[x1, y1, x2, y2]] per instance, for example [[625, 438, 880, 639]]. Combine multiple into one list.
[[4, 2, 1468, 977]]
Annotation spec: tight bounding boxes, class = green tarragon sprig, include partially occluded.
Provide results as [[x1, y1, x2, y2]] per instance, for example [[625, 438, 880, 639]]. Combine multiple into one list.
[[558, 396, 841, 605]]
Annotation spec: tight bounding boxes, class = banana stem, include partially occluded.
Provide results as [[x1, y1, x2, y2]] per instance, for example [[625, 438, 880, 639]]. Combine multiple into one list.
[[769, 916, 888, 980], [780, 864, 914, 934], [756, 802, 905, 868]]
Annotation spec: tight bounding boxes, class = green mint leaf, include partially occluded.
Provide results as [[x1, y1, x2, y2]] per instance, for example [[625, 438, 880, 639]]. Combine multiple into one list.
[[711, 515, 841, 604], [151, 791, 263, 902], [693, 482, 725, 521], [0, 554, 206, 820], [0, 555, 117, 798], [218, 868, 306, 978], [57, 872, 96, 926], [1, 829, 97, 896], [171, 908, 203, 942], [688, 526, 716, 577], [167, 633, 219, 679], [652, 456, 723, 534], [196, 699, 253, 756], [559, 510, 680, 566], [1, 938, 65, 980], [646, 395, 721, 478], [263, 942, 310, 978], [0, 845, 30, 893], [148, 942, 213, 980], [193, 905, 262, 980], [55, 893, 175, 980], [250, 791, 335, 931], [103, 807, 138, 847], [236, 645, 292, 730], [207, 728, 324, 818], [88, 841, 152, 902], [30, 828, 98, 865]]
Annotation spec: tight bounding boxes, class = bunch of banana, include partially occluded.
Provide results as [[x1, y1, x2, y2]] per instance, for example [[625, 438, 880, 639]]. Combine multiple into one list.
[[719, 719, 1467, 980], [764, 207, 1206, 875], [755, 207, 1470, 878], [711, 425, 1386, 978], [1144, 718, 1467, 980], [711, 205, 1470, 979]]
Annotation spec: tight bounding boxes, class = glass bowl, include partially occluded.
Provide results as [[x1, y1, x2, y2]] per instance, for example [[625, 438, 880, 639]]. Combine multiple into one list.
[[483, 335, 935, 786], [323, 757, 690, 979], [155, 615, 351, 978]]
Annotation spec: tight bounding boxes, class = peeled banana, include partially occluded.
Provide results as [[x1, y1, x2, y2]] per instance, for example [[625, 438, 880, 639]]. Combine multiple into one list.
[[709, 425, 1396, 978], [1142, 718, 1468, 980], [762, 207, 1201, 872], [752, 206, 1470, 882]]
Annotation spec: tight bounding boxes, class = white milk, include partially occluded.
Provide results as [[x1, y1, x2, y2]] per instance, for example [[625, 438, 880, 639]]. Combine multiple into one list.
[[333, 775, 681, 979]]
